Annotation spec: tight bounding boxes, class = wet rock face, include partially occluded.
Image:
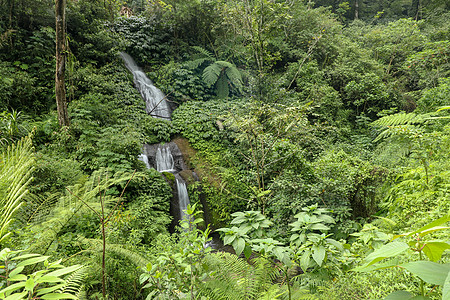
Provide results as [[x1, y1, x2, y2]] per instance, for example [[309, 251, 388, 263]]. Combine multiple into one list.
[[142, 142, 187, 172]]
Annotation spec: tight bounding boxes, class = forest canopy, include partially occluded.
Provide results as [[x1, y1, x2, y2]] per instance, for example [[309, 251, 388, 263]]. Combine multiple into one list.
[[0, 0, 449, 299]]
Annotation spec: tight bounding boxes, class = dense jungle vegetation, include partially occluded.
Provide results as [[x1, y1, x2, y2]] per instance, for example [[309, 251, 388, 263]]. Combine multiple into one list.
[[0, 0, 449, 299]]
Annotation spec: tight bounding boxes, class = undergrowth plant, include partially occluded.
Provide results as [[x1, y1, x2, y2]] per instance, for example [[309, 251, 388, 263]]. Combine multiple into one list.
[[0, 248, 84, 299], [352, 215, 450, 299]]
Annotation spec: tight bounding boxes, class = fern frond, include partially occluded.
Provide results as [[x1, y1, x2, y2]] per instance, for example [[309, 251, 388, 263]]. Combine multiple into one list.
[[371, 112, 426, 127], [184, 57, 209, 70], [372, 124, 422, 143], [59, 265, 87, 297], [23, 192, 61, 223], [215, 61, 234, 69], [199, 253, 275, 300], [216, 75, 229, 99], [192, 46, 214, 59], [79, 237, 150, 267], [0, 134, 34, 242], [203, 64, 222, 87], [225, 66, 243, 89]]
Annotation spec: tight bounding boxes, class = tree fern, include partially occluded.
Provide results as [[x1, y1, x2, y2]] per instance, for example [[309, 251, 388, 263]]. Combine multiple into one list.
[[186, 46, 243, 98], [0, 134, 34, 244], [184, 46, 215, 70]]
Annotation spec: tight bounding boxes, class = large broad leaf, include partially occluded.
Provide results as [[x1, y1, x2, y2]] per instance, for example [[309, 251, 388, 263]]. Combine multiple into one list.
[[311, 245, 326, 266], [399, 261, 450, 286], [3, 292, 28, 300], [243, 244, 252, 260], [309, 224, 330, 231], [421, 241, 450, 262], [36, 284, 66, 296], [393, 215, 450, 239], [45, 265, 83, 277], [233, 238, 245, 256], [363, 242, 409, 266], [0, 281, 26, 294], [8, 266, 24, 279], [40, 293, 78, 299], [442, 270, 450, 300], [384, 291, 414, 300], [384, 290, 431, 300], [352, 259, 399, 272], [300, 250, 311, 271], [16, 256, 49, 267]]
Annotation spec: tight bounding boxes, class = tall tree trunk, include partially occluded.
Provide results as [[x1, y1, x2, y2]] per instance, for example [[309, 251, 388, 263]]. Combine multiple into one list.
[[354, 0, 359, 20], [55, 0, 69, 127], [412, 0, 421, 20]]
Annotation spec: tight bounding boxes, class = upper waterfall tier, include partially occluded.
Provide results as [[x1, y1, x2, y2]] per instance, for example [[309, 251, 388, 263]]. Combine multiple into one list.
[[141, 142, 187, 173], [120, 52, 171, 120], [156, 145, 175, 172]]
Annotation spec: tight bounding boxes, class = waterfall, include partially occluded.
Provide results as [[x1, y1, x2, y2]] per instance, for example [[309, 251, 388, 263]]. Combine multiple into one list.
[[138, 154, 151, 169], [120, 52, 171, 119], [176, 177, 190, 220], [155, 145, 175, 172], [123, 53, 193, 229]]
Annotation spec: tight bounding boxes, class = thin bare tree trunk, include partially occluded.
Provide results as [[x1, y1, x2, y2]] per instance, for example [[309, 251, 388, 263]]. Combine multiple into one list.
[[55, 0, 70, 127], [354, 0, 359, 20]]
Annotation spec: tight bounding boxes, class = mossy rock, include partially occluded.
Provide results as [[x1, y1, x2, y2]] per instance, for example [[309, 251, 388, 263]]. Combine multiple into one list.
[[161, 171, 175, 185]]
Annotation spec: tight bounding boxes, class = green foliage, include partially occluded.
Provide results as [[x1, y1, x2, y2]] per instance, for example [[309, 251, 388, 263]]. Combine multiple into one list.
[[31, 153, 84, 194], [110, 16, 174, 65], [353, 215, 450, 299], [0, 62, 39, 114], [141, 116, 175, 144], [0, 110, 30, 143], [185, 46, 243, 99], [343, 72, 392, 119], [198, 253, 278, 300], [120, 170, 173, 244], [289, 205, 344, 272], [216, 211, 273, 258], [416, 78, 450, 113], [156, 61, 213, 102], [140, 204, 212, 299], [0, 134, 34, 244], [0, 248, 84, 300]]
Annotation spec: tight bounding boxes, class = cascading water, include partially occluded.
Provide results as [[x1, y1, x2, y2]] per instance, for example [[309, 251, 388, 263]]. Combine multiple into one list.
[[176, 176, 190, 220], [155, 145, 175, 172], [138, 154, 151, 169], [120, 52, 171, 119]]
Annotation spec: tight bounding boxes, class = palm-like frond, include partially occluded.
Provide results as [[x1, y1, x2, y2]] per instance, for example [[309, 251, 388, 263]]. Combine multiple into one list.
[[225, 65, 243, 89], [199, 252, 277, 300], [371, 112, 427, 127], [203, 63, 222, 87], [59, 265, 88, 297], [192, 46, 214, 60], [185, 57, 210, 70], [80, 237, 150, 267], [26, 169, 140, 253], [0, 134, 34, 243]]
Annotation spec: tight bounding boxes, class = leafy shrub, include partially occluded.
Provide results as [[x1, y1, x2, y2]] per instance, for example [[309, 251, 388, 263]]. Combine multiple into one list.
[[141, 116, 176, 144], [110, 16, 174, 66], [31, 152, 84, 194]]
